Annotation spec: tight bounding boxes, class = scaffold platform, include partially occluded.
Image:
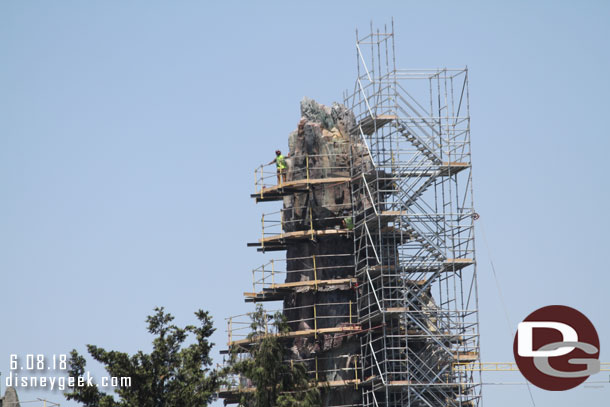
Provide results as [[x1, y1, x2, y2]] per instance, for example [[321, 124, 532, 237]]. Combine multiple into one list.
[[252, 177, 351, 202], [244, 278, 357, 302]]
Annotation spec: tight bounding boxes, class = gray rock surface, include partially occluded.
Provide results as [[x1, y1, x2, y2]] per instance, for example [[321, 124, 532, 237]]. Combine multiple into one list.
[[282, 99, 361, 407], [279, 98, 452, 407]]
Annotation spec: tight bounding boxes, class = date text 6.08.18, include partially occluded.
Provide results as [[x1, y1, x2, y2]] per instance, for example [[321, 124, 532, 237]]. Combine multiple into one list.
[[10, 354, 68, 371]]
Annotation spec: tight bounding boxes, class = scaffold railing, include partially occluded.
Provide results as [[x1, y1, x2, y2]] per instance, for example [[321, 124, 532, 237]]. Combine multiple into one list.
[[248, 254, 355, 294], [254, 152, 351, 193], [220, 353, 362, 393], [226, 303, 359, 346], [258, 203, 353, 241], [344, 21, 481, 407]]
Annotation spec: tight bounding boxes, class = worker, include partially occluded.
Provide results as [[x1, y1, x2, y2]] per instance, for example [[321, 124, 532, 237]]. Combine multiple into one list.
[[269, 150, 289, 185], [342, 212, 354, 231]]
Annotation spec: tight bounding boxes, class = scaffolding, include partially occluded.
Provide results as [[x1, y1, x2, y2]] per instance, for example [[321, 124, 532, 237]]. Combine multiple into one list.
[[252, 152, 351, 203], [221, 21, 481, 407], [226, 137, 362, 406], [344, 21, 481, 407]]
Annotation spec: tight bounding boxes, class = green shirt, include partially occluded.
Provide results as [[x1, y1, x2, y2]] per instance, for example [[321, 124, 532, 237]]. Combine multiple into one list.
[[344, 216, 353, 230], [276, 155, 287, 170]]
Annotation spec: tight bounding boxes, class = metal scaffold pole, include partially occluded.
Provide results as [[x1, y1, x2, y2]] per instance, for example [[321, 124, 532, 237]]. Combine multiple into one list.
[[345, 22, 481, 407], [222, 21, 481, 407]]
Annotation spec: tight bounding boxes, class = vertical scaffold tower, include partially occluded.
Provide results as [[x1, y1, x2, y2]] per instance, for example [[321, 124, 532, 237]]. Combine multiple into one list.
[[220, 21, 482, 407], [344, 22, 482, 407]]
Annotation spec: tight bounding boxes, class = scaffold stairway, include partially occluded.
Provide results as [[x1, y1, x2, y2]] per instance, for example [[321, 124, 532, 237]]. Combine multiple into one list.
[[396, 121, 442, 164]]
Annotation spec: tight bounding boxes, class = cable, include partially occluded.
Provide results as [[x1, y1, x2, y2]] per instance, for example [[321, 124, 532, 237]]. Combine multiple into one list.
[[479, 216, 536, 407]]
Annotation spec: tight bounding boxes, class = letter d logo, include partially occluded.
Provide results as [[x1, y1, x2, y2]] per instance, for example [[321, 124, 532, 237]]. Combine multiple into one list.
[[517, 322, 578, 357], [513, 305, 600, 391]]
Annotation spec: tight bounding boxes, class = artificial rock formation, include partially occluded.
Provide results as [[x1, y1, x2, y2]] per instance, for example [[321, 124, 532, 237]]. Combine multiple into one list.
[[281, 98, 361, 407], [228, 97, 454, 407]]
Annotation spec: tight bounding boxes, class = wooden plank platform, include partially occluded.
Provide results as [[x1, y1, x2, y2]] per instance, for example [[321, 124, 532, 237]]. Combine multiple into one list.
[[252, 177, 350, 202], [360, 377, 471, 391], [388, 380, 412, 386], [319, 379, 360, 388], [221, 378, 474, 402], [439, 161, 470, 176], [251, 163, 468, 202], [445, 258, 475, 269], [380, 210, 409, 217], [229, 325, 361, 347], [454, 351, 479, 363], [219, 378, 361, 399], [350, 114, 398, 136], [264, 278, 357, 290], [248, 228, 351, 248], [387, 381, 471, 392], [244, 278, 357, 302]]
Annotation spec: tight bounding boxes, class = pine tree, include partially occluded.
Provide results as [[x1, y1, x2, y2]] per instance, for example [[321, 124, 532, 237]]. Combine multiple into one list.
[[227, 305, 321, 407], [64, 307, 218, 407]]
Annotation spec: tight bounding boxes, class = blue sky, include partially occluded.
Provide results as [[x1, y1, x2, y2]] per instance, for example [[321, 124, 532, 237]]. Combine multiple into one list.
[[1, 1, 609, 406]]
